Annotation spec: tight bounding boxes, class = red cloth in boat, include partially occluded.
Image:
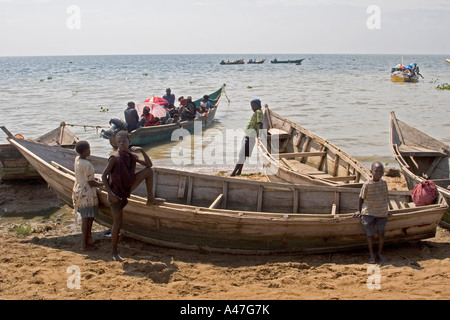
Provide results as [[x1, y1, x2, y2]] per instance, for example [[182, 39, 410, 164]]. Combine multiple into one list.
[[411, 180, 439, 206]]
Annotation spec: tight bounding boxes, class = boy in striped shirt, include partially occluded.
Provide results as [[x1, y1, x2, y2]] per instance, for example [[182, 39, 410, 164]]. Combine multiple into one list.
[[354, 162, 390, 264]]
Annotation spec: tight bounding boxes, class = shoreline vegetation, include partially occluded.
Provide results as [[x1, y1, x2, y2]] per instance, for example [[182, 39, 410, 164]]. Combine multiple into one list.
[[0, 169, 449, 300]]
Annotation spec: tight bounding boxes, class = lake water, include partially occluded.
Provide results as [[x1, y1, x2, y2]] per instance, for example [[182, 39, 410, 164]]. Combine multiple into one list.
[[1, 54, 449, 172]]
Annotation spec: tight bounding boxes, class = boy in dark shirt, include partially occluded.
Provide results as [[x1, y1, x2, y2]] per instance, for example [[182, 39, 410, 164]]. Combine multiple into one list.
[[102, 131, 164, 261]]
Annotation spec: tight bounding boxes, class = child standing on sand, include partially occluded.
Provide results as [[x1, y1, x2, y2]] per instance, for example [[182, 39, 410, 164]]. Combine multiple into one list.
[[102, 131, 165, 262], [72, 141, 103, 251], [353, 162, 390, 264]]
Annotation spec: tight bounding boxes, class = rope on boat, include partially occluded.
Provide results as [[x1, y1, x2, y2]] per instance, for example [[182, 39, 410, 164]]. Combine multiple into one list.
[[222, 87, 231, 105], [60, 121, 107, 134]]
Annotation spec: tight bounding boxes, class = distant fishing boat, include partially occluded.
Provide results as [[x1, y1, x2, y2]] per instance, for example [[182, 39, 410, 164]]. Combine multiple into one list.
[[271, 58, 304, 65], [220, 59, 245, 65], [446, 59, 450, 64], [390, 61, 422, 83], [248, 59, 266, 64]]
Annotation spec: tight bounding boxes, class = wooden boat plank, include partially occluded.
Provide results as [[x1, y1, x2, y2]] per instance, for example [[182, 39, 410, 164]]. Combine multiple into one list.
[[398, 145, 447, 157], [323, 176, 357, 182], [274, 151, 327, 158], [424, 157, 445, 179], [209, 194, 223, 209]]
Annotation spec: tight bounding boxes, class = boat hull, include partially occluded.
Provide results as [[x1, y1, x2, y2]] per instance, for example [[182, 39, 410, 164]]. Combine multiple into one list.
[[390, 72, 419, 83], [129, 107, 217, 146], [271, 59, 304, 64], [8, 137, 447, 254], [220, 60, 245, 65]]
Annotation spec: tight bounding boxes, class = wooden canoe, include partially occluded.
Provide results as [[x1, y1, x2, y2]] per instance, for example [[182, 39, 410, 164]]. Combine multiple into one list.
[[8, 136, 447, 254], [390, 111, 450, 227], [257, 105, 372, 188], [220, 60, 245, 65], [109, 84, 227, 148], [248, 59, 266, 64], [271, 59, 304, 64], [0, 125, 79, 180]]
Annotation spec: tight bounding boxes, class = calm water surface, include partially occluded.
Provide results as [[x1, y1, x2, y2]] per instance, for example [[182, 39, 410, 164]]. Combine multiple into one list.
[[1, 54, 449, 172]]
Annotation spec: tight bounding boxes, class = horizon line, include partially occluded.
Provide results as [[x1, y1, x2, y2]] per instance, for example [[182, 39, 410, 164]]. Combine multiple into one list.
[[1, 52, 449, 58]]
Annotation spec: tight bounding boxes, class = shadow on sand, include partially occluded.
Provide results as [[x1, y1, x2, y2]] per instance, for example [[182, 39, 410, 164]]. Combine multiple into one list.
[[20, 226, 450, 275]]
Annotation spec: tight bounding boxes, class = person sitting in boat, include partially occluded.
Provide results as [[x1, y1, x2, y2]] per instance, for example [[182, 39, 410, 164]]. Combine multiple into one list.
[[151, 117, 161, 126], [199, 95, 212, 114], [140, 106, 154, 127], [157, 106, 172, 125], [166, 103, 176, 118], [181, 96, 196, 121], [165, 116, 174, 124], [177, 96, 187, 114], [173, 113, 181, 125], [124, 101, 141, 132], [163, 88, 176, 108]]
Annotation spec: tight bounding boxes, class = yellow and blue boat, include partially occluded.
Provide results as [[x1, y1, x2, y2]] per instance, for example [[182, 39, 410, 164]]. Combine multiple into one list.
[[390, 62, 421, 83]]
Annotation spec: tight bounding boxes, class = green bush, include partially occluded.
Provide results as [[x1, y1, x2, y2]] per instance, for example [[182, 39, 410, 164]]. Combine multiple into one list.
[[13, 224, 32, 235], [436, 83, 450, 90]]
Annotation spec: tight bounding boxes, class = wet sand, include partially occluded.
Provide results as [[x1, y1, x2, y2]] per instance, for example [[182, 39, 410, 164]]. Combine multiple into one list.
[[0, 173, 449, 300]]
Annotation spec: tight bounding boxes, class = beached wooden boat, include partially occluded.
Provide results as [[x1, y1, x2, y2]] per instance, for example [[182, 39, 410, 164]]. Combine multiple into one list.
[[107, 85, 226, 148], [220, 60, 245, 65], [271, 59, 304, 65], [248, 59, 266, 64], [390, 112, 450, 227], [7, 135, 447, 254], [0, 125, 79, 180], [257, 105, 372, 188]]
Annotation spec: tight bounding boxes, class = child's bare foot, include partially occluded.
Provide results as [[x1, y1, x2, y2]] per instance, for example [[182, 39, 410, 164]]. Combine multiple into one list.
[[146, 197, 165, 206], [112, 253, 123, 262]]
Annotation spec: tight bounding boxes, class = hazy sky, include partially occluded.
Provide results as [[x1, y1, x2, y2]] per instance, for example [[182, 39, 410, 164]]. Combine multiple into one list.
[[1, 0, 449, 56]]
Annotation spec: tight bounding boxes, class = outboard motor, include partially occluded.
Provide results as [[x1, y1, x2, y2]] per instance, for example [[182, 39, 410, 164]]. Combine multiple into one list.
[[100, 118, 128, 139]]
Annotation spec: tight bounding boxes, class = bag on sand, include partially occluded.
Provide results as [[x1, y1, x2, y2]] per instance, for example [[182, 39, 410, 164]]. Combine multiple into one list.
[[411, 180, 439, 206]]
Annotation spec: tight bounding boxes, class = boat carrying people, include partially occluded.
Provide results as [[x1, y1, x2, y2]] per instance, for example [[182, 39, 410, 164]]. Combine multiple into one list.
[[390, 62, 423, 82]]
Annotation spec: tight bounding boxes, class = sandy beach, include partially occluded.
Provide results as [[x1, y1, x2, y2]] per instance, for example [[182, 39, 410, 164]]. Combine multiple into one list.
[[0, 173, 449, 301]]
